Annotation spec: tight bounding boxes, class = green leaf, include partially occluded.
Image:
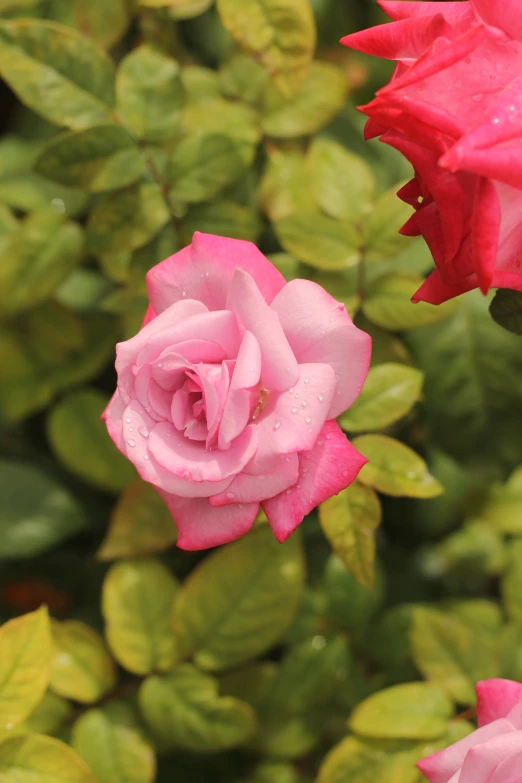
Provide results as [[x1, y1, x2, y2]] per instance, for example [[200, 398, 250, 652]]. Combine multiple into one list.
[[0, 734, 98, 782], [0, 0, 40, 11], [0, 19, 115, 129], [181, 98, 261, 165], [0, 460, 87, 559], [260, 148, 316, 222], [216, 0, 316, 97], [219, 53, 268, 105], [35, 125, 143, 193], [261, 61, 346, 138], [102, 558, 178, 675], [138, 0, 213, 17], [0, 607, 52, 729], [50, 620, 116, 704], [97, 480, 178, 560], [339, 363, 423, 432], [71, 0, 130, 50], [139, 664, 256, 752], [180, 201, 261, 244], [47, 388, 136, 493], [482, 468, 522, 534], [362, 274, 457, 331], [237, 762, 297, 783], [116, 45, 184, 143], [171, 525, 305, 671], [19, 692, 70, 736], [319, 483, 382, 589], [306, 138, 375, 221], [501, 540, 522, 622], [489, 288, 522, 335], [0, 210, 84, 319], [86, 182, 170, 254], [362, 185, 413, 262], [406, 290, 522, 462], [275, 213, 360, 271], [354, 435, 443, 499], [411, 608, 500, 705], [72, 709, 155, 783], [316, 736, 422, 783], [349, 682, 453, 741], [167, 134, 245, 204], [424, 520, 505, 578], [325, 554, 383, 633]]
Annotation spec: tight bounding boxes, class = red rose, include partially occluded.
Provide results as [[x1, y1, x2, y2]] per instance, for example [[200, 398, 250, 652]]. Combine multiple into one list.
[[342, 1, 522, 304]]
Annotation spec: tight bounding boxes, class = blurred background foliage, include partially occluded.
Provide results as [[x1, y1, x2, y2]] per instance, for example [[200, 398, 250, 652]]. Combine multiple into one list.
[[1, 0, 522, 782]]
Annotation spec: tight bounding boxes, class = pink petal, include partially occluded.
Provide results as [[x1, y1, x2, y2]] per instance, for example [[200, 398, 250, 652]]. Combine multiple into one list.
[[142, 304, 156, 326], [489, 751, 522, 783], [458, 733, 522, 783], [148, 421, 258, 485], [471, 178, 501, 294], [470, 0, 522, 41], [412, 268, 477, 304], [253, 363, 336, 468], [115, 299, 208, 403], [121, 401, 232, 498], [379, 1, 474, 26], [417, 719, 516, 783], [477, 680, 522, 727], [146, 232, 285, 314], [341, 14, 451, 61], [262, 420, 367, 543], [219, 330, 261, 449], [210, 453, 299, 506], [159, 492, 259, 550], [441, 142, 522, 190], [270, 280, 371, 419], [226, 268, 299, 392], [164, 339, 226, 364], [102, 391, 126, 453]]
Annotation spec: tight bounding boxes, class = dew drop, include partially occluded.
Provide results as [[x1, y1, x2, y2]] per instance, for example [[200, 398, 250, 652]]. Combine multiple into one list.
[[127, 439, 136, 447], [342, 471, 348, 477], [144, 454, 149, 460], [250, 366, 254, 372], [291, 406, 298, 414], [321, 329, 326, 335], [302, 401, 307, 408], [295, 393, 299, 399], [138, 426, 150, 438], [329, 317, 334, 322], [289, 387, 294, 394], [286, 488, 293, 495], [304, 377, 310, 383], [326, 434, 332, 440], [297, 483, 302, 489], [318, 393, 324, 402], [305, 417, 311, 423], [274, 420, 281, 430], [125, 417, 132, 423], [226, 491, 236, 499], [493, 117, 500, 124], [285, 456, 291, 462], [259, 474, 266, 480], [205, 271, 210, 277]]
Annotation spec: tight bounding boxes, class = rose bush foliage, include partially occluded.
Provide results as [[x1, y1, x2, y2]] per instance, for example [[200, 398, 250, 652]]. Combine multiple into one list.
[[343, 0, 522, 305], [2, 1, 522, 783]]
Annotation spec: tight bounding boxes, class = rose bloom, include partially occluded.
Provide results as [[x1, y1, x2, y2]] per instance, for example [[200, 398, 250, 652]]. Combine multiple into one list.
[[419, 679, 522, 783], [103, 233, 371, 550], [342, 1, 522, 304]]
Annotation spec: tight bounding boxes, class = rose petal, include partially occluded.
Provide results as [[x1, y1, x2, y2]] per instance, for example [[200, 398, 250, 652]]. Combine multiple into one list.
[[458, 733, 522, 783], [379, 1, 473, 26], [471, 0, 522, 42], [159, 492, 259, 550], [210, 453, 299, 506], [472, 178, 501, 293], [226, 268, 299, 392], [102, 391, 127, 454], [270, 280, 371, 419], [341, 14, 451, 61], [412, 268, 477, 304], [219, 330, 261, 449], [146, 232, 286, 314], [262, 420, 367, 542]]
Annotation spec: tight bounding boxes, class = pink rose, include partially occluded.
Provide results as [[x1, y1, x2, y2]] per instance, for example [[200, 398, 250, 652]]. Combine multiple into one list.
[[342, 1, 522, 304], [418, 679, 522, 783], [103, 232, 371, 550]]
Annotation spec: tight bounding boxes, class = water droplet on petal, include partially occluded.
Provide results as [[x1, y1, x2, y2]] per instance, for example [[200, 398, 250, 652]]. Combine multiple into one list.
[[318, 393, 324, 402], [205, 271, 210, 277], [250, 367, 254, 372], [342, 471, 348, 477], [289, 387, 294, 394], [285, 456, 291, 462], [321, 329, 326, 335], [326, 434, 332, 440], [259, 474, 266, 480], [274, 420, 281, 430], [125, 417, 132, 423], [291, 406, 298, 414], [138, 426, 150, 438], [144, 454, 149, 460], [304, 377, 309, 383], [302, 401, 307, 408], [226, 491, 235, 499], [286, 488, 293, 495], [329, 317, 334, 322], [127, 439, 136, 447], [305, 417, 311, 423]]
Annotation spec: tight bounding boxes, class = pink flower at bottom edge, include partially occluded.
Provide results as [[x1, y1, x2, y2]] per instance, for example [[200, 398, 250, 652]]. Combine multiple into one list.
[[103, 232, 371, 551], [418, 679, 522, 783]]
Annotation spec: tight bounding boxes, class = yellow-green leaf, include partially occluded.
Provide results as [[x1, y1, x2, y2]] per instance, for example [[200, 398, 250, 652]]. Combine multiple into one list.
[[72, 709, 155, 783], [167, 133, 245, 204], [0, 607, 52, 730], [171, 525, 305, 671], [19, 692, 70, 736], [102, 558, 178, 675], [354, 435, 443, 499], [501, 539, 522, 622], [116, 45, 184, 144], [216, 0, 316, 97], [275, 212, 360, 271], [306, 138, 375, 221], [361, 185, 413, 262], [339, 363, 423, 432], [349, 682, 453, 740], [261, 61, 346, 138], [0, 20, 115, 129], [138, 0, 213, 17], [319, 482, 381, 589], [97, 480, 178, 561], [35, 126, 143, 193], [362, 274, 457, 331], [481, 467, 522, 534], [317, 736, 421, 783], [72, 0, 130, 50], [0, 733, 99, 782], [260, 148, 316, 222], [181, 98, 261, 165], [139, 664, 256, 752], [47, 388, 136, 493], [50, 620, 116, 704]]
